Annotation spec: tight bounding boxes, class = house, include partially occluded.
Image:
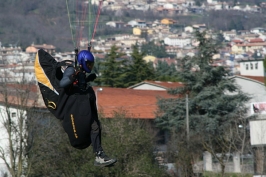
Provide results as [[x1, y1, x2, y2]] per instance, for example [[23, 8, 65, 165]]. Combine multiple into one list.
[[231, 43, 266, 54], [0, 46, 29, 64], [133, 27, 153, 36], [0, 79, 183, 175], [250, 27, 266, 34], [235, 58, 266, 117], [165, 46, 181, 56], [242, 33, 260, 41], [184, 26, 194, 33], [0, 64, 35, 83], [25, 44, 56, 57], [223, 30, 237, 41], [164, 36, 191, 47], [232, 73, 266, 118], [127, 19, 147, 28], [97, 86, 179, 119], [160, 18, 176, 25], [231, 39, 243, 45], [156, 6, 184, 15], [127, 80, 183, 91], [192, 24, 206, 32], [143, 55, 156, 63], [248, 38, 264, 43], [106, 21, 125, 28], [238, 59, 264, 77], [238, 30, 251, 35], [54, 52, 76, 62], [182, 1, 195, 7]]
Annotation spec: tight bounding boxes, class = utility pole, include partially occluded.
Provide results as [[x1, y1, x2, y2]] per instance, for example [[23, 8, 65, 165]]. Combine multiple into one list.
[[186, 94, 189, 142]]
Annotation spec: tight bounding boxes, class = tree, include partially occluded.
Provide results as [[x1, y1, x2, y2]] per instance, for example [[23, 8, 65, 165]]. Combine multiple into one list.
[[27, 108, 169, 177], [124, 44, 155, 87], [92, 110, 169, 177], [27, 110, 95, 177], [155, 60, 179, 82], [96, 45, 127, 87], [141, 41, 170, 58], [155, 31, 251, 176], [263, 57, 266, 86], [0, 69, 37, 177]]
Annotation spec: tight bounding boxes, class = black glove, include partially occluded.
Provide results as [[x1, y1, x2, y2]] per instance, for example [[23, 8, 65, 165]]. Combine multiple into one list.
[[69, 73, 77, 83], [77, 72, 87, 90], [86, 73, 97, 82]]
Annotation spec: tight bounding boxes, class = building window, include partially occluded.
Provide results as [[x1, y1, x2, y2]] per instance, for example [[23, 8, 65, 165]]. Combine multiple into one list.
[[246, 64, 249, 70], [255, 63, 258, 69], [11, 112, 16, 117], [250, 63, 253, 70]]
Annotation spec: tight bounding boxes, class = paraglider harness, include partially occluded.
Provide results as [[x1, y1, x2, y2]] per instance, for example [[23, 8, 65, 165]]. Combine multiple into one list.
[[34, 46, 91, 120], [34, 1, 103, 149]]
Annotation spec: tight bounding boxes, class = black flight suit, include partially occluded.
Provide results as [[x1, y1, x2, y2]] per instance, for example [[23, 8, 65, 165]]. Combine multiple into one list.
[[59, 66, 103, 152]]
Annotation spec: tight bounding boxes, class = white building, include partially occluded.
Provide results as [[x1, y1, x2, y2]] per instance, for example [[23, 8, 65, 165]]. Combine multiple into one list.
[[250, 27, 266, 34], [164, 36, 191, 47], [184, 26, 194, 33], [0, 105, 27, 177], [239, 59, 264, 77], [0, 65, 36, 83]]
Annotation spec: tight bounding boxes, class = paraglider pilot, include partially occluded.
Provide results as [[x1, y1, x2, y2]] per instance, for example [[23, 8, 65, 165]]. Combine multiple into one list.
[[59, 50, 117, 167]]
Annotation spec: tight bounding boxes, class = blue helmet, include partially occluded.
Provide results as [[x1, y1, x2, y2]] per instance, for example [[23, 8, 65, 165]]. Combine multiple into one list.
[[77, 50, 95, 73]]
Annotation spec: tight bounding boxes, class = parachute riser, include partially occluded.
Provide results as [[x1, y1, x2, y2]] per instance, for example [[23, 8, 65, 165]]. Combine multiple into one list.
[[88, 42, 91, 52], [74, 48, 79, 70]]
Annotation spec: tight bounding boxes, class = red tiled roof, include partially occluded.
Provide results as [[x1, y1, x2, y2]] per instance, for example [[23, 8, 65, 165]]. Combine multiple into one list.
[[238, 75, 265, 84], [0, 84, 179, 120], [145, 81, 183, 89], [232, 39, 243, 43], [128, 80, 183, 90], [96, 87, 178, 119], [236, 43, 266, 47], [249, 38, 264, 43], [0, 84, 39, 107]]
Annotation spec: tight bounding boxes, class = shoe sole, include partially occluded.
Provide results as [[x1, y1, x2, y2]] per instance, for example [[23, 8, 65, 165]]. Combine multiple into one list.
[[94, 159, 117, 167]]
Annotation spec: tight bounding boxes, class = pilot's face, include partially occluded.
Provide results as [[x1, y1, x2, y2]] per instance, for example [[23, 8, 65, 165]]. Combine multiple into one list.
[[86, 61, 94, 72]]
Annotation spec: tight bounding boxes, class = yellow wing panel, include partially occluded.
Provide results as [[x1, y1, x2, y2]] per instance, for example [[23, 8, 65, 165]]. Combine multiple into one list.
[[34, 52, 54, 91]]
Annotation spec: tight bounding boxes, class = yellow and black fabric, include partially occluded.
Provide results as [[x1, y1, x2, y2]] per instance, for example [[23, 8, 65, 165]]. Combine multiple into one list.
[[61, 86, 101, 150], [35, 49, 101, 150], [35, 49, 72, 120]]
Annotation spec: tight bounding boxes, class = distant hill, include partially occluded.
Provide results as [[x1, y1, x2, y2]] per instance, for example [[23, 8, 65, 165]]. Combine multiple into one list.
[[0, 0, 265, 52], [0, 1, 72, 51]]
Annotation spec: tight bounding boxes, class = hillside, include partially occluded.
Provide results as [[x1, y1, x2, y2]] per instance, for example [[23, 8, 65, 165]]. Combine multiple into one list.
[[0, 1, 73, 51], [0, 0, 265, 52]]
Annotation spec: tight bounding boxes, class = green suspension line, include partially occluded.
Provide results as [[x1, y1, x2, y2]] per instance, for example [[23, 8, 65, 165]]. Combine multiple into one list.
[[66, 0, 76, 48], [88, 0, 92, 40]]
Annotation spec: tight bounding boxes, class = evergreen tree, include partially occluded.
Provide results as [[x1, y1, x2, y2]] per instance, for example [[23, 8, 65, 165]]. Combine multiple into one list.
[[155, 60, 179, 81], [124, 44, 155, 87], [96, 45, 127, 87], [155, 31, 251, 176], [141, 41, 170, 58]]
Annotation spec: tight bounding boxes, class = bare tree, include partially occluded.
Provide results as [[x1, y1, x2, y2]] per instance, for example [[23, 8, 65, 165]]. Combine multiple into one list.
[[0, 71, 37, 176], [0, 65, 39, 177]]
